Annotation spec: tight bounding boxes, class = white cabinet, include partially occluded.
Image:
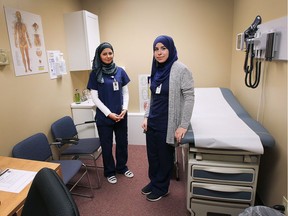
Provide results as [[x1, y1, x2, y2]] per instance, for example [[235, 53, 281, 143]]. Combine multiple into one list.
[[64, 10, 100, 71], [127, 113, 146, 145], [71, 100, 98, 138]]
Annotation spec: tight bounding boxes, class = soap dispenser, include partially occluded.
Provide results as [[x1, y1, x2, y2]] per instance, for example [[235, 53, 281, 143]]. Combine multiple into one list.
[[74, 89, 81, 104]]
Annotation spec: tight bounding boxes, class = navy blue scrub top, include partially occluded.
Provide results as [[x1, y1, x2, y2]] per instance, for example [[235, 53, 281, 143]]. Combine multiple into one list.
[[87, 67, 130, 126], [148, 76, 169, 133]]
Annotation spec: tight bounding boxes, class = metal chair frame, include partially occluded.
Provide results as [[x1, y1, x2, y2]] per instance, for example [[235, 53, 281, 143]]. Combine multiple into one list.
[[51, 116, 102, 188], [12, 132, 94, 198]]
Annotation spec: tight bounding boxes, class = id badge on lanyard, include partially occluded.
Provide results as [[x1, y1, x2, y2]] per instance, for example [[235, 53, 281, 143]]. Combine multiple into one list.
[[112, 76, 119, 91], [155, 84, 162, 94]]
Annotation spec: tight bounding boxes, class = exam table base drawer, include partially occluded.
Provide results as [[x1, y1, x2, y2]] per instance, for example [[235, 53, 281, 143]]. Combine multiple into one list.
[[186, 149, 260, 214], [191, 164, 256, 185], [191, 182, 253, 203], [190, 198, 249, 216]]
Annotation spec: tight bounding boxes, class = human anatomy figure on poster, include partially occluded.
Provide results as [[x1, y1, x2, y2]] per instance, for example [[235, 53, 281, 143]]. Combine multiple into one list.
[[14, 11, 32, 72], [4, 6, 48, 76]]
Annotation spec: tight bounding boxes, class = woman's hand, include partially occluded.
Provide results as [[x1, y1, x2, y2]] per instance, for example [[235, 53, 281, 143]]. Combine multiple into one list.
[[108, 113, 122, 122], [175, 127, 187, 143], [118, 109, 127, 119], [141, 118, 148, 133]]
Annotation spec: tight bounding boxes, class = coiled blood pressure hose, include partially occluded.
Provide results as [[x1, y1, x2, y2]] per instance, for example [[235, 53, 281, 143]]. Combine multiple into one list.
[[243, 15, 262, 89], [244, 42, 261, 88]]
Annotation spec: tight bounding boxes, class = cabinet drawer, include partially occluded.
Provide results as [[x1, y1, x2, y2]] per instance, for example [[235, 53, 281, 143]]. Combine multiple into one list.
[[192, 165, 255, 184], [191, 182, 253, 203], [189, 198, 249, 216]]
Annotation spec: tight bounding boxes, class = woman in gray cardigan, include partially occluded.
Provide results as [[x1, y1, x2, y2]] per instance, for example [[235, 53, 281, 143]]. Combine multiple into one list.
[[141, 35, 194, 202]]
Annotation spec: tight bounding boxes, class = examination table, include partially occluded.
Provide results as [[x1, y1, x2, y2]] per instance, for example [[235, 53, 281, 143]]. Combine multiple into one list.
[[180, 88, 275, 216]]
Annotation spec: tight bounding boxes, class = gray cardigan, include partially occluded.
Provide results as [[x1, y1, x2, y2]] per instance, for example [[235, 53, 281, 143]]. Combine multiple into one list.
[[145, 61, 195, 145]]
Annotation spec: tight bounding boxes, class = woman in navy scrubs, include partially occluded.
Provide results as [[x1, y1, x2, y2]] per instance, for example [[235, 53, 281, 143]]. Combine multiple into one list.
[[141, 35, 194, 201], [87, 42, 134, 184]]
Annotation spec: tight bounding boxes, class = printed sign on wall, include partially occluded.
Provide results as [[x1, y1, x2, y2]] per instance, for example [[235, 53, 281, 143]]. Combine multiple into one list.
[[138, 74, 150, 113]]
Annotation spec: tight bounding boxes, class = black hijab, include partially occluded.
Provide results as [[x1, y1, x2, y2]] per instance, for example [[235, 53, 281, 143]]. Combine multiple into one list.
[[92, 42, 117, 83]]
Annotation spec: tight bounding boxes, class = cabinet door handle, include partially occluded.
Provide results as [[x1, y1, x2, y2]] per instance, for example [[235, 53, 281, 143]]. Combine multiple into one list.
[[201, 167, 251, 174], [202, 184, 243, 193]]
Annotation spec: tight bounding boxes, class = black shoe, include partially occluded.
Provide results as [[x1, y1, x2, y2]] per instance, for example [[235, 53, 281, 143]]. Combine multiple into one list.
[[141, 184, 152, 195], [146, 192, 169, 202]]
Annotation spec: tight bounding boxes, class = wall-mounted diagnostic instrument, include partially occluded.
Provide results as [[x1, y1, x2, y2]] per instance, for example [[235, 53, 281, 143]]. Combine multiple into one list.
[[237, 16, 287, 88]]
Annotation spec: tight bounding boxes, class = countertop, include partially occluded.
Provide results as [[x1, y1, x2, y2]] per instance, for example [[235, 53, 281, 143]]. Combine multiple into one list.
[[70, 99, 95, 109]]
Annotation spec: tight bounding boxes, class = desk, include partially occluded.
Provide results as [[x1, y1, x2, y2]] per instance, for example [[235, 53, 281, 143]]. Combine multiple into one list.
[[0, 156, 61, 216]]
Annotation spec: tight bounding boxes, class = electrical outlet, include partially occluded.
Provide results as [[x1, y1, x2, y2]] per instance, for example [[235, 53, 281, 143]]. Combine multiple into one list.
[[283, 196, 288, 215]]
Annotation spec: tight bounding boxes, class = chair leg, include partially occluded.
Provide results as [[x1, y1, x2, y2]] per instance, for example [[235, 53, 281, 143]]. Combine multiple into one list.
[[83, 153, 102, 189], [66, 152, 103, 189], [84, 165, 94, 197], [84, 157, 102, 189], [174, 147, 180, 181], [92, 159, 102, 189], [69, 164, 94, 198]]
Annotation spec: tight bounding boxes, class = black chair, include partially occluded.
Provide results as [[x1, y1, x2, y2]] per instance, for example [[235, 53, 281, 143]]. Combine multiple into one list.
[[51, 116, 102, 188], [21, 167, 80, 216], [12, 133, 93, 198]]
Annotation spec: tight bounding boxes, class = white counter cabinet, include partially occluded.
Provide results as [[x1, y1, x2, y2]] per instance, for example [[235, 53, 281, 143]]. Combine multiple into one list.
[[127, 112, 146, 145], [71, 99, 98, 138], [71, 100, 146, 144]]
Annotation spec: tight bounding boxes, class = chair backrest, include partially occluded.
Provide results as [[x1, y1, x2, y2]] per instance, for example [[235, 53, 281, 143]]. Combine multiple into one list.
[[12, 133, 52, 161], [51, 116, 78, 141], [21, 167, 80, 216]]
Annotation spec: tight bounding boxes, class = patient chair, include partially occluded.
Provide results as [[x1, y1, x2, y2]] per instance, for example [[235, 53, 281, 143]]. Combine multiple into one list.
[[12, 133, 94, 198], [51, 116, 102, 188], [21, 167, 80, 216]]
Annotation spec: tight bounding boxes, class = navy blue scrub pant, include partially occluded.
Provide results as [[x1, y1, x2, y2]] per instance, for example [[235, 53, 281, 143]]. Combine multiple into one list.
[[97, 116, 128, 177], [146, 126, 175, 196]]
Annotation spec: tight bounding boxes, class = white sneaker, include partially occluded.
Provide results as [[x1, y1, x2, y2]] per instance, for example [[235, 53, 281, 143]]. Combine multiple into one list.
[[107, 176, 117, 184], [124, 170, 134, 178]]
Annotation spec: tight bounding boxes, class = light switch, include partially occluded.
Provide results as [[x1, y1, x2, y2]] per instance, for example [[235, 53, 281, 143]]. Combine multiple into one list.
[[0, 49, 9, 65]]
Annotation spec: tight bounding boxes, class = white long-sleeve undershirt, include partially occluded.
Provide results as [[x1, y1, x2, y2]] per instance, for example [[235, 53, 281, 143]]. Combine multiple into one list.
[[90, 85, 129, 117], [122, 85, 129, 110]]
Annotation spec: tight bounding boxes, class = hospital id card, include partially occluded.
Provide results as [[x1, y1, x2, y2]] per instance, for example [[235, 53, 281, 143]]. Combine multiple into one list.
[[156, 84, 162, 94], [113, 81, 119, 91]]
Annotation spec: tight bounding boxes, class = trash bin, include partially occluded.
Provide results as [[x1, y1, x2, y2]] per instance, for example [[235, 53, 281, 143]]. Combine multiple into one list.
[[239, 206, 285, 216]]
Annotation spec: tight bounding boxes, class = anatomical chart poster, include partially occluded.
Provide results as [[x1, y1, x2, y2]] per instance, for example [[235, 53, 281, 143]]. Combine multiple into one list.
[[4, 7, 48, 76]]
